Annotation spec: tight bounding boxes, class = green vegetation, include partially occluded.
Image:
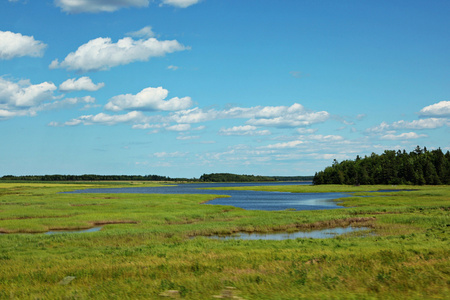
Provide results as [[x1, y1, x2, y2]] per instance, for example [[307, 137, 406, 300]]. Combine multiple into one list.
[[271, 175, 314, 182], [314, 146, 450, 185], [199, 173, 276, 182], [0, 174, 183, 182], [0, 182, 449, 299], [0, 173, 314, 183]]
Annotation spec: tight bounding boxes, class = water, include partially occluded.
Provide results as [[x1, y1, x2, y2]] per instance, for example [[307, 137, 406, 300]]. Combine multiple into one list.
[[0, 227, 103, 235], [44, 227, 102, 235], [206, 226, 372, 240], [65, 182, 351, 211]]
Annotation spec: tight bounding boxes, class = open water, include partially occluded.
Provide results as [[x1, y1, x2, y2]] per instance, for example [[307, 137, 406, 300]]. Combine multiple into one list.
[[66, 181, 350, 211]]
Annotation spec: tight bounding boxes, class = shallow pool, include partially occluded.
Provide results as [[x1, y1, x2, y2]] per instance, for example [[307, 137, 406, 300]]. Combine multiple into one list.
[[205, 226, 372, 240]]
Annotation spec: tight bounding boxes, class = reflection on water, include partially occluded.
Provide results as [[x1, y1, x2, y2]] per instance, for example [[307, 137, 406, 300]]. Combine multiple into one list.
[[65, 182, 350, 211], [45, 227, 102, 235], [206, 226, 371, 240]]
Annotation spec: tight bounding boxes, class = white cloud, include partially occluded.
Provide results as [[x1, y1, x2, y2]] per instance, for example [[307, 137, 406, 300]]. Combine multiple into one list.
[[367, 118, 450, 133], [40, 96, 95, 111], [176, 135, 200, 140], [297, 128, 317, 134], [380, 132, 427, 140], [132, 123, 165, 130], [59, 77, 105, 92], [305, 134, 344, 142], [0, 77, 56, 109], [219, 125, 271, 136], [166, 124, 191, 131], [167, 103, 330, 128], [419, 101, 450, 117], [127, 26, 154, 38], [153, 151, 187, 158], [246, 103, 330, 127], [167, 65, 179, 70], [50, 35, 187, 72], [0, 31, 47, 60], [261, 140, 304, 150], [54, 103, 332, 133], [0, 78, 101, 120], [161, 0, 200, 8], [105, 86, 193, 112], [54, 0, 149, 13], [60, 111, 146, 126]]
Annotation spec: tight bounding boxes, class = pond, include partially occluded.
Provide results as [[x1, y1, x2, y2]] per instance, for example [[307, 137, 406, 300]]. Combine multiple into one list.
[[205, 226, 372, 240], [65, 182, 351, 211], [45, 227, 102, 235]]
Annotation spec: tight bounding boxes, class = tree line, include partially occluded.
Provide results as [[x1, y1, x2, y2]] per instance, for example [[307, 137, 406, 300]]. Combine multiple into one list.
[[0, 173, 313, 183], [313, 146, 450, 185], [0, 174, 178, 182], [199, 173, 276, 182]]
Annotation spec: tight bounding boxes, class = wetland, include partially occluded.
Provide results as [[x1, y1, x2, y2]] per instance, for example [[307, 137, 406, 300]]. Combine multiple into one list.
[[0, 182, 448, 299]]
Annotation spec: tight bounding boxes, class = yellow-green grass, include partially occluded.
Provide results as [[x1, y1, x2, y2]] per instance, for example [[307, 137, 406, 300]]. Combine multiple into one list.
[[0, 182, 449, 299]]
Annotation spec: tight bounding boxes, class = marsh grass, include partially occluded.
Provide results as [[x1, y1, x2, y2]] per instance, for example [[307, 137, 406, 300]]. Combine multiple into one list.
[[0, 182, 449, 299]]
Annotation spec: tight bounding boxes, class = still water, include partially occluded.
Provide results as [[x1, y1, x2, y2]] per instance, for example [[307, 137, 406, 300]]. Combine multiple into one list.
[[45, 227, 102, 235], [66, 182, 350, 211], [207, 226, 371, 240]]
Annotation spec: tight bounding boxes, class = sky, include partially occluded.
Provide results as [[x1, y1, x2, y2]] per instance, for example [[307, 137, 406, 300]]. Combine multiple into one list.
[[0, 0, 449, 178]]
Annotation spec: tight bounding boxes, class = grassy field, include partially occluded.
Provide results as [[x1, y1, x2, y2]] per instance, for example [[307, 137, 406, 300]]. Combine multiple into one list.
[[0, 182, 449, 299]]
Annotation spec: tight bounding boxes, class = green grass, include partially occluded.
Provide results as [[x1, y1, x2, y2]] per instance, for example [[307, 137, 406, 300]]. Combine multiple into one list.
[[0, 182, 449, 299]]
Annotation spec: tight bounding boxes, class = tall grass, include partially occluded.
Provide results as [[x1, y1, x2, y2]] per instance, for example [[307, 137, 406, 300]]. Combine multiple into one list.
[[0, 182, 448, 299]]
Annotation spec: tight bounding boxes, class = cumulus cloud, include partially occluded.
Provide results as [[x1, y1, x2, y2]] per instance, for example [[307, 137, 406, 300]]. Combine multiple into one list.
[[261, 140, 304, 150], [166, 103, 330, 128], [161, 0, 200, 8], [54, 102, 332, 133], [54, 0, 149, 13], [0, 78, 101, 120], [105, 86, 193, 112], [0, 77, 56, 109], [59, 77, 105, 92], [246, 103, 330, 127], [0, 31, 47, 60], [58, 111, 146, 126], [419, 101, 450, 118], [219, 125, 271, 136], [367, 118, 450, 133], [380, 132, 427, 140], [50, 34, 188, 72]]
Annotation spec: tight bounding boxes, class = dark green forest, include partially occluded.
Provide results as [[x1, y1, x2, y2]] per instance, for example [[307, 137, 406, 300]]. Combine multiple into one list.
[[313, 146, 450, 185], [0, 173, 312, 183], [0, 174, 177, 182], [199, 173, 275, 182]]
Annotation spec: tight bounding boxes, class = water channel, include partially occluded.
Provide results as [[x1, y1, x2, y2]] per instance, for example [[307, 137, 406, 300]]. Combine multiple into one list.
[[65, 181, 350, 211], [207, 226, 372, 240], [2, 182, 376, 238]]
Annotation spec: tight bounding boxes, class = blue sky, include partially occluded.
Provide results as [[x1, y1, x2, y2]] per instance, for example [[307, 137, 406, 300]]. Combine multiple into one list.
[[1, 0, 449, 178]]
